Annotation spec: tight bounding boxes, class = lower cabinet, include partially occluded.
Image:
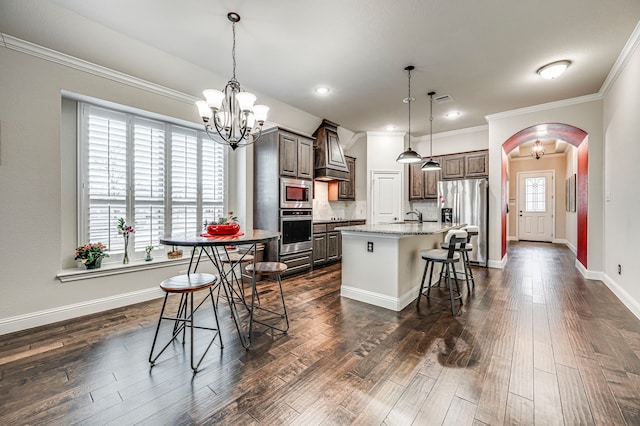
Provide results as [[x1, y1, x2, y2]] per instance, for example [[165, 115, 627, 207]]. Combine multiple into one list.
[[313, 220, 364, 268], [280, 250, 313, 277]]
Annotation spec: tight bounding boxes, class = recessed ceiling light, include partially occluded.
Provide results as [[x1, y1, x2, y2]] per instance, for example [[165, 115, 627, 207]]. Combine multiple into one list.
[[445, 111, 461, 119], [537, 60, 571, 79], [314, 86, 330, 95], [385, 125, 397, 131]]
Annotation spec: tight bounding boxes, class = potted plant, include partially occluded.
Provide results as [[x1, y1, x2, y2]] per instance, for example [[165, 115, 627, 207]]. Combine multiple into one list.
[[205, 212, 240, 235], [145, 245, 154, 261], [75, 242, 109, 269], [167, 245, 183, 259]]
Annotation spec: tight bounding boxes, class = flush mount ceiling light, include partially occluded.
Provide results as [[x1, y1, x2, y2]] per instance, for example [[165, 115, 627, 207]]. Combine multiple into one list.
[[537, 60, 571, 80], [531, 139, 545, 160], [385, 124, 397, 131], [314, 86, 331, 95], [396, 66, 423, 164], [445, 111, 461, 119], [421, 91, 441, 171], [195, 12, 269, 150]]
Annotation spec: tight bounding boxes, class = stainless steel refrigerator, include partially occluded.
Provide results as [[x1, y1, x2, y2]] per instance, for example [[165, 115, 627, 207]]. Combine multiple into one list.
[[438, 178, 488, 266]]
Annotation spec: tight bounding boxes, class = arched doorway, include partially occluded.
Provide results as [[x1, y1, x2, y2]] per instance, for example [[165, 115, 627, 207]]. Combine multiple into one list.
[[501, 123, 588, 268]]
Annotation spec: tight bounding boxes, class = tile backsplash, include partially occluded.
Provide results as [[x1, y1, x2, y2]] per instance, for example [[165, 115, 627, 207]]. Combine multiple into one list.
[[313, 181, 366, 221]]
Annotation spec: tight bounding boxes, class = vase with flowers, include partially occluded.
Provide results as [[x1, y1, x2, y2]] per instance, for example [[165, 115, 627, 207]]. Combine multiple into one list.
[[145, 245, 154, 262], [117, 217, 135, 264], [75, 242, 109, 269]]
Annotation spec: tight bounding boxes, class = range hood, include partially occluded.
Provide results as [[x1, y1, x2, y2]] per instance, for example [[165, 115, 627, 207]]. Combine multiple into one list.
[[312, 119, 350, 181]]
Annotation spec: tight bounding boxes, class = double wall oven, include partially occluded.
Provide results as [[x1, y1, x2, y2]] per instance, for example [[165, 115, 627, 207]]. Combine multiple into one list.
[[279, 177, 313, 255]]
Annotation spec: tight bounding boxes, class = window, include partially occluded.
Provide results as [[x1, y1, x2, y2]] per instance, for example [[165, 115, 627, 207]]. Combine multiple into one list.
[[78, 103, 226, 260], [524, 177, 546, 212]]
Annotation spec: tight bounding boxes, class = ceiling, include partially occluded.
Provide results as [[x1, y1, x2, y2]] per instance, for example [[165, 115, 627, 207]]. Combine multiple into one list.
[[508, 139, 569, 159], [1, 0, 639, 136]]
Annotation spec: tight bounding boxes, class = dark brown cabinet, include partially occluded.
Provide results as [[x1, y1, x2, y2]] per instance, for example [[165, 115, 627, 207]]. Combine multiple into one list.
[[441, 155, 466, 180], [440, 150, 489, 180], [313, 119, 350, 181], [278, 131, 314, 179], [329, 155, 356, 201], [465, 151, 489, 177], [409, 160, 440, 200], [313, 220, 364, 267]]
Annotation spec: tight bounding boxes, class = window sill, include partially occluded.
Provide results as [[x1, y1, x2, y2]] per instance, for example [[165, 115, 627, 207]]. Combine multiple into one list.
[[57, 257, 191, 283]]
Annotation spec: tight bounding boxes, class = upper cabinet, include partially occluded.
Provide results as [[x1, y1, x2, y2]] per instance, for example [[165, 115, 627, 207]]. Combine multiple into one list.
[[441, 150, 488, 180], [312, 119, 350, 181], [329, 155, 356, 201], [409, 159, 440, 200], [275, 129, 314, 179]]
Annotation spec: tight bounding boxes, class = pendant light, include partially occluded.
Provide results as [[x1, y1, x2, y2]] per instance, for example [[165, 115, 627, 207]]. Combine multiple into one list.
[[195, 12, 269, 150], [421, 91, 441, 170], [396, 66, 423, 164]]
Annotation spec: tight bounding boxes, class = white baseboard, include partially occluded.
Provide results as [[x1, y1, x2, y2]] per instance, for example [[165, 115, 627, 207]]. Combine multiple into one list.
[[341, 284, 421, 312], [0, 287, 164, 336], [602, 273, 640, 321], [575, 260, 603, 281], [507, 236, 518, 241], [488, 254, 507, 269]]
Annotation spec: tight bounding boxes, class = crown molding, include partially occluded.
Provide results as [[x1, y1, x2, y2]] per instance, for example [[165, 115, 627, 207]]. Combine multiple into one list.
[[485, 93, 602, 122], [1, 33, 199, 105], [599, 20, 640, 97], [413, 124, 488, 143]]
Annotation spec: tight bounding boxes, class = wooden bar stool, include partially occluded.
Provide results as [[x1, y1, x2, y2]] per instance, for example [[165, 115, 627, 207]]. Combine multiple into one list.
[[149, 273, 222, 373], [245, 262, 290, 334], [417, 230, 468, 315], [440, 225, 478, 291]]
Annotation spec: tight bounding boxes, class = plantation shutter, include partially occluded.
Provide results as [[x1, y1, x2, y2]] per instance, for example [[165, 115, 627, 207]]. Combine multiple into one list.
[[134, 117, 166, 250], [83, 105, 128, 251], [171, 127, 199, 235], [201, 135, 226, 224]]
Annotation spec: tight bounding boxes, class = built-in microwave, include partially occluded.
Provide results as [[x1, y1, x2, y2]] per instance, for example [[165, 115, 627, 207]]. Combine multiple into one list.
[[280, 177, 312, 209]]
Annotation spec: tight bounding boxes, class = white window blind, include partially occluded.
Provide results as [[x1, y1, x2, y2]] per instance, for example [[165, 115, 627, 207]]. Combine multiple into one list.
[[78, 102, 226, 261]]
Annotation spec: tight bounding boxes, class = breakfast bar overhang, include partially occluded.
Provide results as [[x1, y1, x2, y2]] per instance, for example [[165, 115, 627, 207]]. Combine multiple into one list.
[[336, 222, 464, 311]]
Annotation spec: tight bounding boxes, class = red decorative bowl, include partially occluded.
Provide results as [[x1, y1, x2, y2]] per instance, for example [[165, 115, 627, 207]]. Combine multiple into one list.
[[207, 223, 240, 235]]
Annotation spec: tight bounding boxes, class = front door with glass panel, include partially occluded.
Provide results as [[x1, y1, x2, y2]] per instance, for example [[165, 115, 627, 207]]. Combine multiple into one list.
[[517, 171, 554, 242]]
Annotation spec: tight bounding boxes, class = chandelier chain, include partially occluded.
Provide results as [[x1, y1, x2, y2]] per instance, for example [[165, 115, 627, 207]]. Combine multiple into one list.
[[231, 20, 237, 82]]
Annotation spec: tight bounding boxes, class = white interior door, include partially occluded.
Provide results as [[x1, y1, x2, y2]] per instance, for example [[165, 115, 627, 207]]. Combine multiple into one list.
[[371, 171, 401, 224], [518, 171, 554, 242]]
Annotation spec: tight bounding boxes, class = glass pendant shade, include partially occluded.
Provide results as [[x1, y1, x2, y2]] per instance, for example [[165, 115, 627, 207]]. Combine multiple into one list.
[[421, 157, 441, 171], [235, 91, 256, 112], [396, 65, 422, 164], [203, 89, 225, 110], [396, 147, 423, 163]]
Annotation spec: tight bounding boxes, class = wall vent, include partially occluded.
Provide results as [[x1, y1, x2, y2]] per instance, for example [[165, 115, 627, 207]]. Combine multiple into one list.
[[435, 94, 454, 103]]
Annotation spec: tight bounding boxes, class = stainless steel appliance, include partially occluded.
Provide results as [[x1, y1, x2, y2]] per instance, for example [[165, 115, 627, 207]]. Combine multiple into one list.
[[280, 210, 313, 254], [438, 178, 489, 266], [280, 177, 313, 209]]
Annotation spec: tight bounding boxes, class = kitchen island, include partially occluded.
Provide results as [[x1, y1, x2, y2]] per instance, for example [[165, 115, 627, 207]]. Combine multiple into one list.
[[336, 222, 463, 311]]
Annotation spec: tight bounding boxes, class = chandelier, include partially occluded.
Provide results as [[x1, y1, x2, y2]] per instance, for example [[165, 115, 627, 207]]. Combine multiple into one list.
[[421, 91, 441, 170], [196, 12, 269, 150], [531, 139, 545, 160], [396, 66, 423, 164]]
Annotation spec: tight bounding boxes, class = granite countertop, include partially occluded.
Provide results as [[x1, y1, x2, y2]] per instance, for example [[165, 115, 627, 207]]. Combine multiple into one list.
[[313, 218, 366, 224], [335, 222, 464, 236]]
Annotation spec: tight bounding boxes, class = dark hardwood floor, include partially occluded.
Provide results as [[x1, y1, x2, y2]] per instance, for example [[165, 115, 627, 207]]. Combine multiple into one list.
[[2, 242, 640, 425]]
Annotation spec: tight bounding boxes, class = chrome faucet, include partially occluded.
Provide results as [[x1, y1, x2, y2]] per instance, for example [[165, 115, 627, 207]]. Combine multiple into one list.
[[406, 210, 423, 223]]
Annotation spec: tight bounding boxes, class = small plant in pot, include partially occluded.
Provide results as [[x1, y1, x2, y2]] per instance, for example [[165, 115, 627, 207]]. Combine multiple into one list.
[[205, 212, 240, 235], [167, 245, 183, 259], [75, 242, 109, 269]]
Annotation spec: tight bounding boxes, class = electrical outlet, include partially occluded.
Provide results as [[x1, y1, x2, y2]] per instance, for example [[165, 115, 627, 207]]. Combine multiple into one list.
[[618, 264, 622, 275], [367, 242, 374, 252]]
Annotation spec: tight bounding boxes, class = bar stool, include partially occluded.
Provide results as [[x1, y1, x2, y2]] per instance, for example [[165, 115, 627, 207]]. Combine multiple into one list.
[[417, 230, 468, 315], [244, 262, 290, 334], [220, 251, 255, 303], [149, 273, 222, 373], [441, 225, 478, 291]]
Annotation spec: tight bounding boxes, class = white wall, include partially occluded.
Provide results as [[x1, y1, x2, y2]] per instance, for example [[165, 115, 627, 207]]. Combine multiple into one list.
[[413, 125, 489, 157], [0, 39, 329, 333], [602, 37, 640, 316], [487, 99, 604, 271]]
